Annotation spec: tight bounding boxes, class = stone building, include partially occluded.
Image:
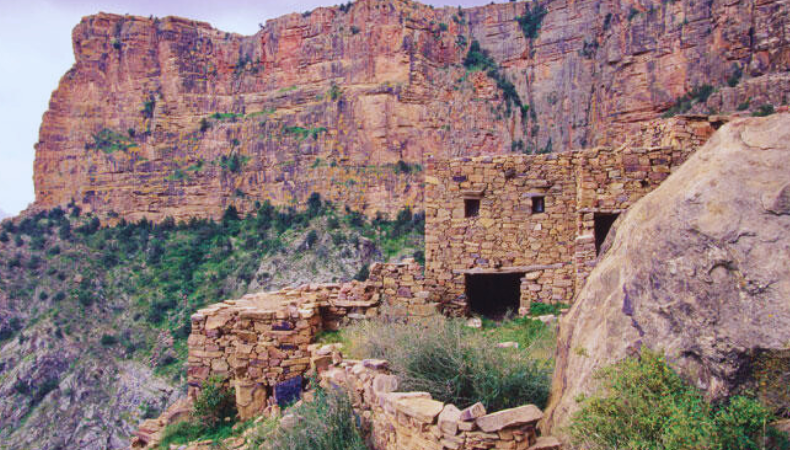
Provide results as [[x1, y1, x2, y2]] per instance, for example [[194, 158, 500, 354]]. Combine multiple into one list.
[[423, 117, 716, 318]]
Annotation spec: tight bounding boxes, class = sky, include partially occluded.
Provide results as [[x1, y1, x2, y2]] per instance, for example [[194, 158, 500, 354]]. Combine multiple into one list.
[[0, 0, 494, 216]]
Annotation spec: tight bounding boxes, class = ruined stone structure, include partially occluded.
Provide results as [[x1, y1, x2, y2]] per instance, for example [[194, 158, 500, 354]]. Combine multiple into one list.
[[321, 359, 561, 450], [424, 116, 716, 316], [184, 260, 435, 420]]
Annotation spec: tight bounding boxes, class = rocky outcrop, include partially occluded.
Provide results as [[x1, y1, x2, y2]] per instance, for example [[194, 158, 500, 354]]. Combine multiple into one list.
[[33, 0, 790, 221], [543, 114, 790, 434]]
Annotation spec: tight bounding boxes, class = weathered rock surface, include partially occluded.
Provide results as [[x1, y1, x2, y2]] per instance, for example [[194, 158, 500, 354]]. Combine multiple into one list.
[[476, 404, 543, 432], [33, 0, 790, 221], [544, 114, 790, 433]]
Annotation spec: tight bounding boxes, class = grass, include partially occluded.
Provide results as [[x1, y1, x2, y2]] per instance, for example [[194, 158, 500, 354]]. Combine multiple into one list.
[[478, 315, 557, 360], [249, 386, 367, 450], [341, 314, 553, 411]]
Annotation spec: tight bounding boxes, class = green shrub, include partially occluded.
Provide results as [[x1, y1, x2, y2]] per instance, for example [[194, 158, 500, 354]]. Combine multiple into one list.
[[193, 375, 237, 428], [100, 334, 118, 346], [88, 128, 136, 154], [252, 386, 367, 450], [728, 64, 743, 87], [753, 104, 776, 117], [516, 4, 548, 39], [353, 264, 369, 281], [569, 350, 784, 450], [305, 230, 319, 248], [662, 84, 715, 118], [345, 316, 551, 411]]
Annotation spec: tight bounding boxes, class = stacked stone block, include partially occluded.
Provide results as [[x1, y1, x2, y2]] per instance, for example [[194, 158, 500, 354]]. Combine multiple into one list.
[[187, 261, 440, 419], [321, 359, 561, 450], [425, 116, 715, 312]]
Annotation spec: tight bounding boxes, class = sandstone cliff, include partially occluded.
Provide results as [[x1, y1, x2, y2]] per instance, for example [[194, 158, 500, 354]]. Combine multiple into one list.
[[543, 113, 790, 434], [33, 0, 790, 221]]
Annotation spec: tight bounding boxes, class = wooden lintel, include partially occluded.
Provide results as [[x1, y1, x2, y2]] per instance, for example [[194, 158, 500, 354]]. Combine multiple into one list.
[[461, 189, 486, 199], [453, 263, 565, 275]]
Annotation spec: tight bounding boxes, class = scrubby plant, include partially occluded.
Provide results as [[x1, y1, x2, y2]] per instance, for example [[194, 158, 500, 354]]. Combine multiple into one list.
[[193, 375, 237, 428], [516, 4, 548, 39], [87, 128, 136, 154], [569, 350, 787, 450], [251, 386, 367, 450], [753, 104, 776, 117], [344, 315, 552, 411]]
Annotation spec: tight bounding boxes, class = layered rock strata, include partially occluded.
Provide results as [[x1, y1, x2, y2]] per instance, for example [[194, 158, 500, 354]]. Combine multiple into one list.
[[33, 0, 790, 221]]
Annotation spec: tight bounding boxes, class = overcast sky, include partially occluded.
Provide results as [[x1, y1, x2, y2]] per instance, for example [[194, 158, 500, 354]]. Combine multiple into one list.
[[0, 0, 495, 216]]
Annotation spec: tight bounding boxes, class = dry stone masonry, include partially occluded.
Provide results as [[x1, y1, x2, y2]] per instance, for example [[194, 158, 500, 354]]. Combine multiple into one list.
[[186, 261, 434, 420], [183, 116, 719, 428], [321, 358, 562, 450], [424, 116, 715, 316]]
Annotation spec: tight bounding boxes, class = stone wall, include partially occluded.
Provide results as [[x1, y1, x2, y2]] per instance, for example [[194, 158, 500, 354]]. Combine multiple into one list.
[[321, 359, 561, 450], [186, 260, 438, 419], [424, 116, 715, 314]]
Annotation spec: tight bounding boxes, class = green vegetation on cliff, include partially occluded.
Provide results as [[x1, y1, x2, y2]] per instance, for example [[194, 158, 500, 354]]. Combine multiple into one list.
[[0, 198, 424, 443]]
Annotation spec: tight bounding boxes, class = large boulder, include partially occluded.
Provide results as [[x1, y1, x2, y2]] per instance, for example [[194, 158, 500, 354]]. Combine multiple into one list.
[[544, 114, 790, 433]]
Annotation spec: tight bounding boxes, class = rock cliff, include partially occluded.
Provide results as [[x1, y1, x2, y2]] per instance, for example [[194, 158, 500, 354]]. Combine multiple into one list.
[[543, 113, 790, 434], [33, 0, 790, 221]]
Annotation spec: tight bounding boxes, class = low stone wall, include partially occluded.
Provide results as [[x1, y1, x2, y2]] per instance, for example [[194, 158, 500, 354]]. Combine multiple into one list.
[[187, 291, 322, 418], [187, 260, 440, 419], [321, 359, 561, 450]]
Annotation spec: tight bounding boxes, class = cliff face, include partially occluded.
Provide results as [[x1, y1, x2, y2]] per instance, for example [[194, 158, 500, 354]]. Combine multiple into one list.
[[33, 0, 790, 221]]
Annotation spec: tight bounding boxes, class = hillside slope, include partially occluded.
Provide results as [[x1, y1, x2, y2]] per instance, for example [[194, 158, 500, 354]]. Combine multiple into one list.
[[33, 0, 790, 221], [0, 199, 423, 450]]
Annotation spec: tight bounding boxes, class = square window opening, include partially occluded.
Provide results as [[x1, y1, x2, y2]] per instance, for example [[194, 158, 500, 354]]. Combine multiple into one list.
[[465, 199, 480, 218], [532, 196, 545, 214]]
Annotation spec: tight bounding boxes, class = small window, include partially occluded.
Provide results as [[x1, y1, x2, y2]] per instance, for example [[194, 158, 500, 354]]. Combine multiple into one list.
[[531, 196, 545, 214], [465, 199, 480, 218]]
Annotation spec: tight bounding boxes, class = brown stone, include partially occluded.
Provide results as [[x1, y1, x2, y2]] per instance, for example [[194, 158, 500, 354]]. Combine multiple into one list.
[[438, 404, 462, 435], [476, 405, 543, 432]]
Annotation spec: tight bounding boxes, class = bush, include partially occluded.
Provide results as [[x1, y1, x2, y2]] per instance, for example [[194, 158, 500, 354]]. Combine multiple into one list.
[[252, 386, 367, 450], [753, 104, 776, 117], [569, 350, 785, 450], [305, 230, 319, 248], [516, 4, 548, 39], [353, 264, 369, 281], [193, 375, 237, 428], [344, 315, 551, 411], [100, 334, 118, 346]]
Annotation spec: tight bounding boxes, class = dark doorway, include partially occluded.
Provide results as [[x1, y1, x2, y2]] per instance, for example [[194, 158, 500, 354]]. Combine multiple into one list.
[[466, 273, 523, 319], [594, 213, 619, 255]]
